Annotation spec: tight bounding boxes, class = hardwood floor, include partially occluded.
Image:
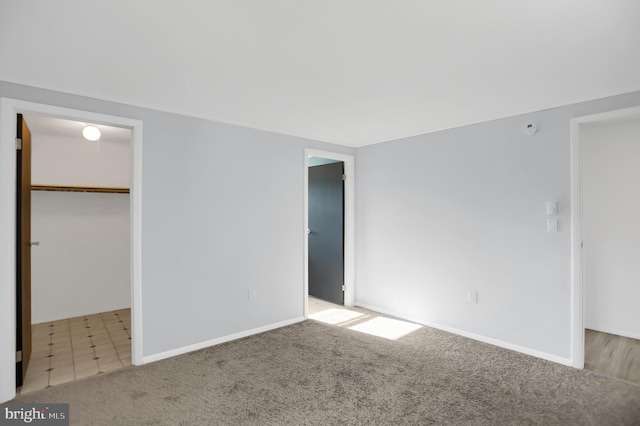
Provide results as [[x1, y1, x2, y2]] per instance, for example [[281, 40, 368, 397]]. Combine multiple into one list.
[[585, 329, 640, 386]]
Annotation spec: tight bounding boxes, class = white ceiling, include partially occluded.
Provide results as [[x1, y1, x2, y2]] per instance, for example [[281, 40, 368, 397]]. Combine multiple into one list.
[[1, 1, 639, 147], [22, 114, 131, 145]]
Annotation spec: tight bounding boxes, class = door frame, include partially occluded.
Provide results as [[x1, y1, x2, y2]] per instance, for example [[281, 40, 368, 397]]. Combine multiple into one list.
[[0, 98, 144, 402], [569, 105, 640, 369], [303, 149, 355, 318]]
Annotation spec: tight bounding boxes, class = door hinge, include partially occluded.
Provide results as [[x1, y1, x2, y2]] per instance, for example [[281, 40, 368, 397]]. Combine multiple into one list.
[[15, 138, 22, 150], [342, 174, 346, 181], [341, 284, 345, 292], [16, 350, 22, 362]]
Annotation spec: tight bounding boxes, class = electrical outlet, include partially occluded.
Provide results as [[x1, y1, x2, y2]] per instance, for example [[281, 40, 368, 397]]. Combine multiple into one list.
[[248, 289, 257, 301], [467, 290, 478, 304]]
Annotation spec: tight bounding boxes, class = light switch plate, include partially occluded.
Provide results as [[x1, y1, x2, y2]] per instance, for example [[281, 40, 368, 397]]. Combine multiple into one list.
[[547, 219, 558, 233], [546, 201, 557, 215]]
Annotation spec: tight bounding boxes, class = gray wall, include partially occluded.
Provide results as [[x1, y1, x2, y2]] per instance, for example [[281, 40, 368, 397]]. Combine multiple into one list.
[[355, 91, 640, 361], [4, 78, 640, 366], [0, 80, 353, 357]]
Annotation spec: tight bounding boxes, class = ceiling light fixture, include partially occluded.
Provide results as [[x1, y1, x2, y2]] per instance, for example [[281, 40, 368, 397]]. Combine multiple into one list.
[[82, 125, 101, 141]]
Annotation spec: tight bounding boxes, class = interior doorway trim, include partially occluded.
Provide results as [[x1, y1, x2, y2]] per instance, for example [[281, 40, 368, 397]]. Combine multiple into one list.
[[0, 98, 143, 402], [304, 149, 355, 318], [569, 105, 640, 369]]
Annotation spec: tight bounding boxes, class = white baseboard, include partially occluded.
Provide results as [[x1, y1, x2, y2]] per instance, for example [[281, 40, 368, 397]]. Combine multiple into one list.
[[585, 324, 640, 340], [355, 302, 573, 367], [142, 316, 305, 364]]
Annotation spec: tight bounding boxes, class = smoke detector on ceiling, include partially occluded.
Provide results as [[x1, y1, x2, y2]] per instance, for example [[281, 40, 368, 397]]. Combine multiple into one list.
[[523, 123, 537, 136]]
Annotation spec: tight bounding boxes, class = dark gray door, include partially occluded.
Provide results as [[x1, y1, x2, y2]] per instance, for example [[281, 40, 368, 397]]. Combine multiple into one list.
[[308, 162, 344, 305]]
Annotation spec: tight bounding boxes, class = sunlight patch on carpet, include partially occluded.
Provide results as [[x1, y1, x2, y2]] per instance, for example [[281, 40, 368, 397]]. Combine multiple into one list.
[[348, 316, 422, 340], [309, 308, 365, 325]]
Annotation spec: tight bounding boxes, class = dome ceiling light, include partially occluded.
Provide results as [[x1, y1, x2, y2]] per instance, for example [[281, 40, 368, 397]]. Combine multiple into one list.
[[82, 125, 101, 141]]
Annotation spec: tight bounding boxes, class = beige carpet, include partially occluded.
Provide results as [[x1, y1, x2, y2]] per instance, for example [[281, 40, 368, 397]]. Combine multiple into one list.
[[12, 319, 640, 425]]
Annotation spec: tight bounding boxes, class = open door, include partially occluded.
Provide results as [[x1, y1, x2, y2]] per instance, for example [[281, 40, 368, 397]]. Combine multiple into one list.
[[308, 161, 345, 305], [16, 114, 32, 387]]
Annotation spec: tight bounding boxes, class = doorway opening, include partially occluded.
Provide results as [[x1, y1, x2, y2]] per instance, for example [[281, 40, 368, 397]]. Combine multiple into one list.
[[303, 149, 355, 318], [18, 113, 133, 394], [0, 98, 143, 403], [570, 106, 640, 386]]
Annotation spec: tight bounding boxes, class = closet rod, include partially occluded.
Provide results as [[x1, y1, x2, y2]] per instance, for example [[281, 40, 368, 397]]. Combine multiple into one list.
[[31, 185, 129, 194]]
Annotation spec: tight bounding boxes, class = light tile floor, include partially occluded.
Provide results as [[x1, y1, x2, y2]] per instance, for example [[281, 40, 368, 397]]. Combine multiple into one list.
[[18, 309, 131, 395], [308, 296, 343, 315]]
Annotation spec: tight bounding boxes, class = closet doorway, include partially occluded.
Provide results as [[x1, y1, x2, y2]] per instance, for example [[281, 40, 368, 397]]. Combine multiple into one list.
[[18, 114, 133, 394], [0, 98, 143, 403]]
